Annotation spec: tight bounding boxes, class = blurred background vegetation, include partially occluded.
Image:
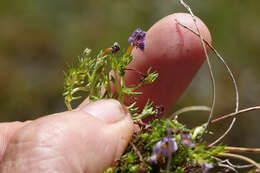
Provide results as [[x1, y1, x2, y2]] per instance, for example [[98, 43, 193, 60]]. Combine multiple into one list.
[[1, 0, 260, 161]]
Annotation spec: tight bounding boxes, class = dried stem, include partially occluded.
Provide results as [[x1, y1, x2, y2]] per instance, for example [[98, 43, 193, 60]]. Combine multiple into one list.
[[218, 162, 239, 173], [217, 153, 260, 171], [125, 68, 146, 77], [171, 105, 260, 126], [178, 0, 216, 142], [211, 106, 260, 124], [130, 142, 143, 164], [168, 106, 211, 119], [225, 146, 260, 154], [176, 20, 239, 146], [214, 157, 254, 169], [166, 123, 172, 173]]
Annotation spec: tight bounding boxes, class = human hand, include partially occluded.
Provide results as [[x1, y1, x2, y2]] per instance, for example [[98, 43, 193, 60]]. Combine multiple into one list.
[[0, 13, 210, 173]]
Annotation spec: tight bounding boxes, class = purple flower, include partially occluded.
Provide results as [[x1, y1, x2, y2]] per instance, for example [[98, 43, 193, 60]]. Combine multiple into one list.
[[160, 137, 178, 156], [128, 28, 146, 51], [147, 137, 178, 165], [202, 162, 213, 173], [181, 133, 195, 147]]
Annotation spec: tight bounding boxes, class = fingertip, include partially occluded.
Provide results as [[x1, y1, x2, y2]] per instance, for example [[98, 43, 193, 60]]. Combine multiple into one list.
[[81, 99, 130, 124], [174, 13, 211, 44], [125, 13, 211, 118]]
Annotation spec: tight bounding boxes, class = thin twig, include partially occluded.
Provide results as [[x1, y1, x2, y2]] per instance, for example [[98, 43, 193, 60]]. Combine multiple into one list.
[[214, 157, 254, 169], [130, 142, 144, 164], [176, 20, 239, 146], [168, 106, 211, 119], [218, 163, 239, 173], [166, 123, 172, 173], [211, 106, 260, 124], [125, 68, 146, 77], [225, 146, 260, 154], [178, 0, 216, 142], [170, 105, 260, 125], [217, 153, 260, 171]]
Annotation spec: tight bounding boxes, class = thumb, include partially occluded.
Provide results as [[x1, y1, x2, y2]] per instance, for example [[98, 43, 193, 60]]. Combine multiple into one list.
[[0, 99, 133, 173]]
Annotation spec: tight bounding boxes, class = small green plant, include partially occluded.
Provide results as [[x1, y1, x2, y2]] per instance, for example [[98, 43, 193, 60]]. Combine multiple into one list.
[[62, 27, 226, 172], [63, 1, 260, 172]]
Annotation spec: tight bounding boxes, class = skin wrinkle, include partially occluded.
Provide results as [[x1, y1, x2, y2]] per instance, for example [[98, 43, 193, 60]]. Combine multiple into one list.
[[1, 143, 70, 172], [0, 112, 87, 172], [0, 133, 8, 160], [0, 122, 30, 161], [2, 139, 65, 172]]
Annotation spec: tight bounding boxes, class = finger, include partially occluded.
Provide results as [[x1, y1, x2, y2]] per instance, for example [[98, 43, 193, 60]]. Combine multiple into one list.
[[0, 99, 133, 173], [124, 13, 211, 119]]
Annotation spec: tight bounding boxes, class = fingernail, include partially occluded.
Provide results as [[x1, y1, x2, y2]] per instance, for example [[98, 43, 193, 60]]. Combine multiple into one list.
[[81, 99, 129, 124]]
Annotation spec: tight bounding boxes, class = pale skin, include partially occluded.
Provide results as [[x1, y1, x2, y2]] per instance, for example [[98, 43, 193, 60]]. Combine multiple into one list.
[[0, 13, 211, 173]]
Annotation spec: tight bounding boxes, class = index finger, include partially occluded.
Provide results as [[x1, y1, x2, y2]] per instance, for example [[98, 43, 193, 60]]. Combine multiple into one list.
[[124, 13, 211, 119]]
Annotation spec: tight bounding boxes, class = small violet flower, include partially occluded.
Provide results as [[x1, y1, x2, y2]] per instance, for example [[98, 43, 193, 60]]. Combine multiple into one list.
[[147, 137, 178, 165], [202, 162, 213, 173], [154, 137, 178, 157], [180, 133, 195, 147], [128, 28, 146, 51]]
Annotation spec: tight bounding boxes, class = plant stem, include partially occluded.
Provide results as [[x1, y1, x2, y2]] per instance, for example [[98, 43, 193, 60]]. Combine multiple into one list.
[[167, 105, 211, 119], [130, 142, 143, 164], [120, 74, 125, 102], [113, 68, 123, 103], [179, 0, 216, 143], [225, 146, 260, 154], [104, 74, 112, 98], [211, 106, 260, 124], [71, 87, 89, 95], [176, 20, 239, 146], [217, 153, 260, 171], [65, 101, 72, 111]]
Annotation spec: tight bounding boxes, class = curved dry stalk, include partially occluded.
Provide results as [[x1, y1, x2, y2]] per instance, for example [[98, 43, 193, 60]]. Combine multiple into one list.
[[225, 146, 260, 154], [168, 106, 211, 119], [214, 157, 254, 169], [175, 20, 239, 146], [211, 106, 260, 124], [178, 0, 216, 142], [217, 153, 260, 171], [209, 119, 236, 147], [218, 163, 238, 173]]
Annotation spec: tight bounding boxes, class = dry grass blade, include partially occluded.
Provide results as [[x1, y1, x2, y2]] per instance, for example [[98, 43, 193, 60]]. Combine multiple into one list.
[[175, 19, 239, 146], [130, 142, 144, 165], [218, 153, 260, 172], [214, 157, 254, 169], [225, 146, 260, 154], [178, 0, 216, 142], [211, 106, 260, 124], [168, 106, 211, 119]]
